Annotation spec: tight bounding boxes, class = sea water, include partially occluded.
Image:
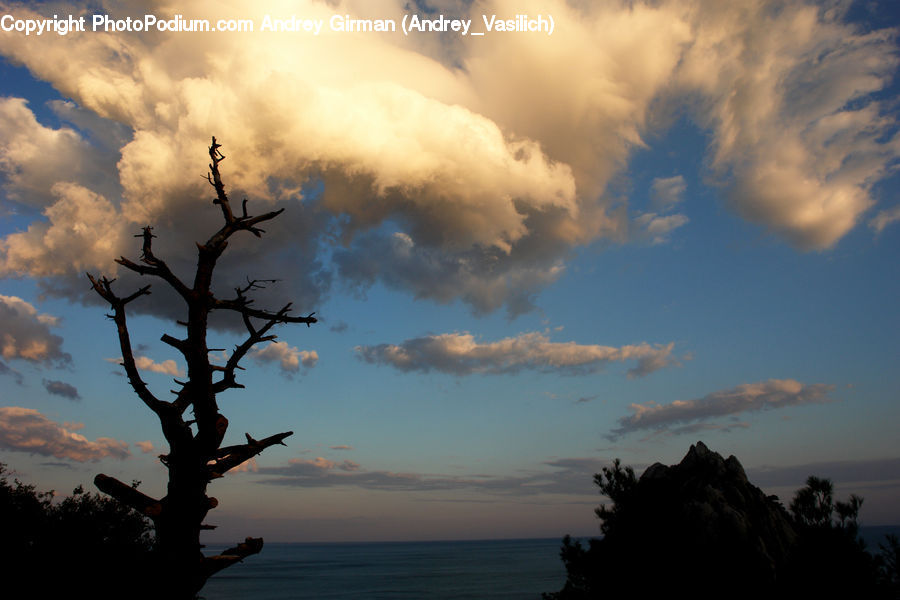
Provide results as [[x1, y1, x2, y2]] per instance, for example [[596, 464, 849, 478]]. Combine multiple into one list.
[[200, 538, 567, 599]]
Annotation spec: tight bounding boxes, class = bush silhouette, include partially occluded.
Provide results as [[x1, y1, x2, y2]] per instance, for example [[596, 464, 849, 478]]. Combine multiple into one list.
[[1, 463, 156, 597]]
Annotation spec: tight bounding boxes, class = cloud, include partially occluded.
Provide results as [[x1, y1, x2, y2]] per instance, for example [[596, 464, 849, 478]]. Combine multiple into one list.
[[329, 321, 349, 333], [329, 445, 354, 451], [0, 96, 115, 209], [256, 454, 609, 496], [105, 355, 183, 377], [134, 440, 154, 454], [251, 341, 318, 375], [747, 457, 900, 488], [356, 331, 677, 377], [651, 175, 687, 211], [42, 379, 81, 401], [0, 406, 130, 461], [0, 0, 897, 317], [870, 205, 900, 235], [610, 379, 835, 438], [672, 1, 900, 250], [229, 457, 259, 473], [633, 212, 689, 245], [0, 361, 23, 385], [0, 295, 70, 365], [633, 175, 688, 244], [1, 181, 127, 278]]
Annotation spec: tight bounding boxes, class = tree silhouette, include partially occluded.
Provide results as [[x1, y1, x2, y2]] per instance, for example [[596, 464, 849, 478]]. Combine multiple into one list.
[[86, 138, 316, 598], [782, 475, 881, 596]]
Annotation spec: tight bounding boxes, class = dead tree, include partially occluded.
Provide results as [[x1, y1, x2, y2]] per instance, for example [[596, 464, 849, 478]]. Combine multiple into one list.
[[87, 138, 316, 598]]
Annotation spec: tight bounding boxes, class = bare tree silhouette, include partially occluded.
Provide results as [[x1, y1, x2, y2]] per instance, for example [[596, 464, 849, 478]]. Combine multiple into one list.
[[87, 138, 316, 598]]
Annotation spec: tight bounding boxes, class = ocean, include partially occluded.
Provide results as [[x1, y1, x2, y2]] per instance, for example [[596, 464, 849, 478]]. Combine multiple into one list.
[[200, 527, 900, 599], [200, 538, 567, 600]]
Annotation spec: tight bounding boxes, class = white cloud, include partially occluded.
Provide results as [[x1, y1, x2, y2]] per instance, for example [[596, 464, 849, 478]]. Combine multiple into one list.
[[0, 295, 70, 365], [870, 205, 900, 235], [673, 0, 900, 249], [610, 379, 835, 438], [251, 341, 318, 375], [651, 175, 687, 211], [105, 355, 183, 377], [0, 0, 896, 316], [356, 331, 677, 377], [0, 406, 130, 462], [633, 212, 689, 245], [0, 97, 96, 208]]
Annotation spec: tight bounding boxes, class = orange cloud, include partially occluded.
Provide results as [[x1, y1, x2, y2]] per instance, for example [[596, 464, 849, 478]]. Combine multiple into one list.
[[0, 406, 130, 462]]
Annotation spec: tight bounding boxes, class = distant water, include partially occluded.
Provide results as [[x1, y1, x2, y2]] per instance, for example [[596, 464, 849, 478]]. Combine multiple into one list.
[[201, 527, 900, 599], [200, 538, 567, 600]]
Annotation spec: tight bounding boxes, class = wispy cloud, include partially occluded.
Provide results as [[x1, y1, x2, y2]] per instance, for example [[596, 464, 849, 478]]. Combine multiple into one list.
[[256, 455, 608, 497], [0, 406, 130, 462], [251, 341, 318, 376], [650, 175, 687, 211], [633, 212, 689, 245], [870, 205, 900, 235], [0, 295, 70, 366], [0, 361, 23, 385], [42, 379, 81, 401], [610, 379, 835, 439], [356, 331, 678, 377], [748, 457, 900, 488]]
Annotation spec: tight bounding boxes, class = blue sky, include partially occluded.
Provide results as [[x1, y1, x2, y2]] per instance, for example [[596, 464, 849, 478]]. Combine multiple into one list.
[[1, 0, 899, 543]]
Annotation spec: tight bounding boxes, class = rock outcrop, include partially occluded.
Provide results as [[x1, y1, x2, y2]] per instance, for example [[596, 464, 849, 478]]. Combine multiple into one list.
[[627, 441, 797, 588], [545, 441, 800, 599]]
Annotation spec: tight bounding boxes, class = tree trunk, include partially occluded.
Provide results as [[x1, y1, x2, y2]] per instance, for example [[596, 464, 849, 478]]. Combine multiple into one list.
[[88, 138, 316, 598]]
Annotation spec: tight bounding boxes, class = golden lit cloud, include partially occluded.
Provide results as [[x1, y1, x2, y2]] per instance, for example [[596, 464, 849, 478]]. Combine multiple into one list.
[[0, 0, 896, 316], [0, 295, 70, 365], [105, 355, 183, 376], [611, 379, 835, 438], [0, 406, 130, 461], [356, 331, 678, 377]]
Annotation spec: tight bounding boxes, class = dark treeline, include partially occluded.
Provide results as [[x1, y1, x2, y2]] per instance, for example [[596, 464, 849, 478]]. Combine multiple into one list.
[[544, 442, 900, 599]]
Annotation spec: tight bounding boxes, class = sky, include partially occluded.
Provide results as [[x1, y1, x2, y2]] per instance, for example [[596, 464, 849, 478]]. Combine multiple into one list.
[[0, 0, 898, 544]]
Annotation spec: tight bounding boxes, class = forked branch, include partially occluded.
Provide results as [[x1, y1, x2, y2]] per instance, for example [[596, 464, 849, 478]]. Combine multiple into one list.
[[86, 274, 166, 414]]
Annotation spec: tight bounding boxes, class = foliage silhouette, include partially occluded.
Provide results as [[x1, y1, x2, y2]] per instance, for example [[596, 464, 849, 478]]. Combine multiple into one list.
[[1, 463, 156, 596], [544, 442, 898, 599]]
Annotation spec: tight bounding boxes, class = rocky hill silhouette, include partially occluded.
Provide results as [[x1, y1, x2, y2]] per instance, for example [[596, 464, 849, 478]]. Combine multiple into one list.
[[545, 441, 889, 599]]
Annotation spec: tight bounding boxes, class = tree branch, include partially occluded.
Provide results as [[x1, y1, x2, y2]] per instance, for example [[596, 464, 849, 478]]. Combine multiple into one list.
[[207, 431, 293, 478], [212, 298, 317, 326], [95, 473, 163, 517], [202, 537, 264, 578], [202, 136, 287, 251], [86, 274, 167, 414], [115, 226, 193, 300]]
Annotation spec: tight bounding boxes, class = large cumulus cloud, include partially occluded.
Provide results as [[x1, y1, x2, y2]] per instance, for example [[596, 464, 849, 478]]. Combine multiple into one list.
[[0, 0, 897, 319]]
